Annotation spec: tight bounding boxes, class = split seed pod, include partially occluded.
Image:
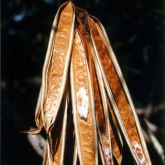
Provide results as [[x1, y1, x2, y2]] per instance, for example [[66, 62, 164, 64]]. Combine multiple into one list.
[[88, 16, 151, 165], [28, 1, 151, 165], [70, 29, 98, 165]]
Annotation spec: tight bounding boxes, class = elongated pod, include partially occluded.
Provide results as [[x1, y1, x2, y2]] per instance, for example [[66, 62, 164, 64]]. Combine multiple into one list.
[[92, 48, 122, 165], [78, 21, 122, 164], [93, 62, 114, 165], [43, 92, 69, 165], [70, 30, 98, 165], [53, 94, 68, 165], [108, 102, 123, 164], [42, 134, 54, 165], [83, 29, 114, 165], [73, 142, 78, 165], [88, 16, 151, 165], [92, 18, 151, 164], [78, 20, 122, 165], [41, 1, 75, 132]]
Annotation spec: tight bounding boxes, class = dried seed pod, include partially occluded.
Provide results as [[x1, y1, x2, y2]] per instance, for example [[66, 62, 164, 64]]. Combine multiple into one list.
[[79, 24, 106, 134], [43, 92, 69, 165], [83, 30, 114, 165], [108, 103, 123, 164], [42, 134, 54, 165], [73, 142, 78, 165], [88, 16, 151, 165], [52, 95, 68, 165], [93, 51, 123, 165], [28, 1, 151, 165], [70, 30, 98, 165], [77, 17, 122, 165], [63, 102, 76, 165], [41, 1, 75, 132], [93, 62, 114, 165]]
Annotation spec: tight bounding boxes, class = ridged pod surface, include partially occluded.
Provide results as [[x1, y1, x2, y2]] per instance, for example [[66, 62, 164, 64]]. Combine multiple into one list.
[[88, 16, 151, 165], [43, 94, 68, 165], [42, 2, 75, 131], [28, 1, 151, 165], [86, 28, 122, 165], [71, 30, 98, 165], [85, 31, 113, 165]]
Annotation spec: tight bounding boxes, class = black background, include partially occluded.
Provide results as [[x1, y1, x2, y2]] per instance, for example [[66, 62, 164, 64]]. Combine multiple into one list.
[[2, 0, 165, 164]]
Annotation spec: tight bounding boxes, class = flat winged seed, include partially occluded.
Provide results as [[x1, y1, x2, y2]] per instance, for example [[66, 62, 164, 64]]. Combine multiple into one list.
[[42, 2, 75, 131], [88, 16, 151, 165], [70, 30, 98, 165]]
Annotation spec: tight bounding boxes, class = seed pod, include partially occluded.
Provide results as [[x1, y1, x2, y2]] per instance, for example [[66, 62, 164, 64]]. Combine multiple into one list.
[[76, 16, 123, 164], [52, 95, 68, 165], [108, 102, 123, 164], [43, 92, 69, 165], [42, 1, 75, 132], [70, 30, 98, 165], [93, 61, 114, 165], [83, 30, 114, 165], [27, 1, 151, 165], [88, 16, 151, 165], [73, 142, 78, 165]]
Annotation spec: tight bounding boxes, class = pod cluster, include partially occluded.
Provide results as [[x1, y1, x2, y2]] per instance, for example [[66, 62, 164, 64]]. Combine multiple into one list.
[[29, 1, 151, 165]]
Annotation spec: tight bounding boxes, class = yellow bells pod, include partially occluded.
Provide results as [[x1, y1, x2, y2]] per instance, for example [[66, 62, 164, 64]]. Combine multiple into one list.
[[70, 29, 98, 165], [87, 16, 151, 165], [42, 1, 75, 132], [27, 1, 151, 165]]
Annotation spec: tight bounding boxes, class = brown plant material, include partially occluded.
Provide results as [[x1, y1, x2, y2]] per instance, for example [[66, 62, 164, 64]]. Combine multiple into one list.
[[82, 26, 114, 165], [27, 1, 151, 165], [88, 16, 151, 164], [70, 30, 98, 165], [42, 2, 75, 132]]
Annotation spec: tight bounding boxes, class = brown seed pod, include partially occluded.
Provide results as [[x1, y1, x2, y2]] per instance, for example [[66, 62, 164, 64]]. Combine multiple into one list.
[[87, 16, 151, 165], [27, 1, 151, 165], [70, 30, 98, 165], [41, 1, 75, 132]]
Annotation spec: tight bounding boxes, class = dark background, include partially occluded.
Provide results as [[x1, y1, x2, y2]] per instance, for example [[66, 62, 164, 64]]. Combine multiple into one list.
[[1, 0, 165, 164]]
